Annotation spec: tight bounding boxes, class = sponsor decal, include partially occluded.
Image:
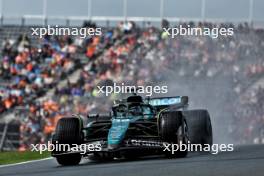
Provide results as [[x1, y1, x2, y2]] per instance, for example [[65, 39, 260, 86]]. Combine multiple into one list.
[[149, 97, 181, 106], [126, 139, 167, 147]]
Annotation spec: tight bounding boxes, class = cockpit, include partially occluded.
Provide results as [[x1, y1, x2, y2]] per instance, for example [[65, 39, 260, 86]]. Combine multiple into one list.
[[112, 103, 154, 119]]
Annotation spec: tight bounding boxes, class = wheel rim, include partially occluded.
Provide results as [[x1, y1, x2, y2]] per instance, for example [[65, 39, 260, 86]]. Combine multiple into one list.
[[177, 121, 188, 144]]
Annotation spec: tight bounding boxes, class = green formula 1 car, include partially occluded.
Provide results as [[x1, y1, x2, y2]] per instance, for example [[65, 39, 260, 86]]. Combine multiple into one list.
[[51, 94, 213, 165]]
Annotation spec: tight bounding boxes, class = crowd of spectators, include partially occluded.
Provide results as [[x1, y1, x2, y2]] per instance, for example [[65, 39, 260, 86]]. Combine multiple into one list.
[[0, 20, 263, 150], [0, 34, 78, 113], [231, 86, 264, 144]]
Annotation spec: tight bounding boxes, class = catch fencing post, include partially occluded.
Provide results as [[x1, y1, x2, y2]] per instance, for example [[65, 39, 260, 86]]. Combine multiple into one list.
[[249, 0, 254, 27], [160, 0, 164, 26], [43, 0, 47, 25], [123, 0, 127, 22], [88, 0, 92, 20], [201, 0, 206, 21]]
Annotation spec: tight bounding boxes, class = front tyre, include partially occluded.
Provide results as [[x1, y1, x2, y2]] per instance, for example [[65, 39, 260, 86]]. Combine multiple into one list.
[[53, 117, 83, 166]]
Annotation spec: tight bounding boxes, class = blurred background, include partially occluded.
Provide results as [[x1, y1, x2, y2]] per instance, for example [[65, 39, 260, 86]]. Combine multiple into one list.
[[0, 0, 263, 151]]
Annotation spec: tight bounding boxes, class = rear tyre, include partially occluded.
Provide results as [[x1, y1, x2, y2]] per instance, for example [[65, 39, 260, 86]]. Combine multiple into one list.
[[183, 110, 213, 147], [53, 117, 83, 165], [160, 111, 188, 158]]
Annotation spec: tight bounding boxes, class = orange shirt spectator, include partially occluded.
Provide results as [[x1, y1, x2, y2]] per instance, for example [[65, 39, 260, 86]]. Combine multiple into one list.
[[86, 45, 96, 58]]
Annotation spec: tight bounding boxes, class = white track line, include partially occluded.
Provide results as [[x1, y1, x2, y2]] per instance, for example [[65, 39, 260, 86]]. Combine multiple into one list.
[[0, 157, 53, 168]]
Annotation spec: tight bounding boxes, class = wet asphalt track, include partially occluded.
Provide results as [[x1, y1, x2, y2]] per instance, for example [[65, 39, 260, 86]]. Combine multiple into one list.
[[0, 145, 264, 176]]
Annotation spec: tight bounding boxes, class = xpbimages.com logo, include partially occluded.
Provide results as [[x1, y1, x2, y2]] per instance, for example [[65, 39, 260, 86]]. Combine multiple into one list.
[[163, 25, 234, 38], [97, 83, 168, 96], [163, 141, 234, 154], [31, 141, 102, 154], [31, 25, 102, 38]]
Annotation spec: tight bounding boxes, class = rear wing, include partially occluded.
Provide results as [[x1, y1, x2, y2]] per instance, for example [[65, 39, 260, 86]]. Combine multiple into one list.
[[146, 96, 188, 110]]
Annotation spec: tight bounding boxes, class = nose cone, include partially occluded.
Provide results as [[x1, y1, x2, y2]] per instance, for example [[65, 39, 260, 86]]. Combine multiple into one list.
[[108, 119, 130, 149]]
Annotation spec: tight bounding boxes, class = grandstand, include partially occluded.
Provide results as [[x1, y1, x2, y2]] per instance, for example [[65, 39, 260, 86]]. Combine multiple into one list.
[[0, 0, 264, 151]]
